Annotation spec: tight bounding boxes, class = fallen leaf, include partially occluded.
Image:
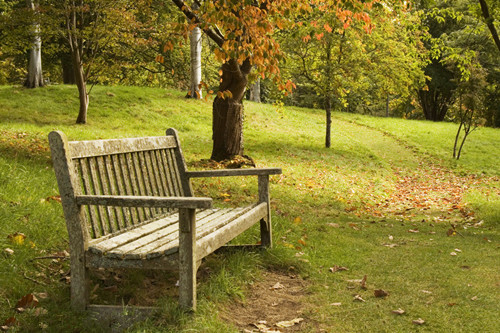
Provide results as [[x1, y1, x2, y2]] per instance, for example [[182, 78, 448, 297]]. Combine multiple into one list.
[[450, 252, 457, 256], [293, 217, 302, 225], [388, 235, 394, 241], [15, 294, 38, 309], [448, 303, 457, 307], [330, 302, 342, 306], [392, 308, 405, 315], [327, 223, 340, 228], [34, 307, 48, 316], [329, 266, 348, 273], [361, 275, 367, 290], [374, 289, 389, 298], [4, 248, 14, 255], [408, 229, 419, 233], [276, 318, 303, 328], [384, 244, 398, 248], [412, 318, 425, 325], [2, 317, 17, 327], [471, 296, 478, 301], [270, 282, 285, 290], [420, 290, 432, 294], [353, 294, 365, 302], [297, 239, 306, 246], [454, 248, 462, 252], [7, 233, 26, 245]]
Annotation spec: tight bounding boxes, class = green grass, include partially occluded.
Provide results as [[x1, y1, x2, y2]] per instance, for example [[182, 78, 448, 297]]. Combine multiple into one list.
[[0, 85, 498, 332]]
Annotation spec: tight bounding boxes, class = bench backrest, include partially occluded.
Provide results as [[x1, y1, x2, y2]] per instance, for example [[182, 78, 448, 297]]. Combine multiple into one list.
[[49, 128, 192, 240]]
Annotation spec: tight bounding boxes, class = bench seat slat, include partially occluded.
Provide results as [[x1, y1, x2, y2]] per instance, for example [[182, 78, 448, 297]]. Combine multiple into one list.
[[87, 205, 258, 261], [91, 209, 220, 259], [102, 207, 247, 260]]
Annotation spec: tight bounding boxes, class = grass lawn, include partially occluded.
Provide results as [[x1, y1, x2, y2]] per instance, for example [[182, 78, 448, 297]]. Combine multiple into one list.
[[0, 85, 498, 332]]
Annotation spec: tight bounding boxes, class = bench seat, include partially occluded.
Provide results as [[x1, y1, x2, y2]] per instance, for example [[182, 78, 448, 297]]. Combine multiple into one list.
[[87, 203, 266, 261]]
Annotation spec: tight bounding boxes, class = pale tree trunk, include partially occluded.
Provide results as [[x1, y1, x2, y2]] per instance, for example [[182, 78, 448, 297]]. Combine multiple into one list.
[[211, 59, 251, 161], [249, 77, 261, 103], [24, 0, 44, 88], [188, 3, 202, 99]]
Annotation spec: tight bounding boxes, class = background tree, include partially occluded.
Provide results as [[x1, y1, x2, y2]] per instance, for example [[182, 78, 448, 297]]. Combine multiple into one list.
[[24, 0, 44, 88], [170, 0, 381, 160]]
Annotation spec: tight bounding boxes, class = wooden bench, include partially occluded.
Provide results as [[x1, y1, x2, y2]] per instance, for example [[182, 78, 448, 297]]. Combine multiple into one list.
[[48, 128, 281, 312]]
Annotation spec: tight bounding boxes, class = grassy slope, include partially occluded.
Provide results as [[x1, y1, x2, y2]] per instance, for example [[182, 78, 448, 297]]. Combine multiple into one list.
[[0, 85, 498, 332]]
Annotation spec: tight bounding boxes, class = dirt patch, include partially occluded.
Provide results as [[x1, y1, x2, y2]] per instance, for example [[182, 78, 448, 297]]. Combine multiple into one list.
[[219, 270, 312, 332]]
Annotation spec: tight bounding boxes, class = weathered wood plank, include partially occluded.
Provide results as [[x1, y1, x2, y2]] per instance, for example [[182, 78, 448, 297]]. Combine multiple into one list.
[[86, 251, 179, 270], [196, 203, 268, 260], [88, 157, 111, 236], [88, 209, 217, 257], [258, 174, 272, 248], [166, 128, 193, 196], [186, 168, 282, 178], [48, 131, 90, 311], [123, 152, 145, 223], [76, 195, 212, 209], [77, 158, 100, 238], [97, 155, 118, 233], [159, 149, 176, 197], [141, 207, 249, 259], [69, 136, 177, 158], [113, 208, 234, 259], [111, 154, 132, 228], [178, 208, 197, 310]]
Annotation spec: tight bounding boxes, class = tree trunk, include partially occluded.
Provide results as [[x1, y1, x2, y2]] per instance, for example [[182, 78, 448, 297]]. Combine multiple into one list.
[[188, 4, 202, 99], [385, 94, 390, 117], [72, 49, 88, 124], [211, 59, 251, 161], [24, 0, 44, 89], [325, 97, 332, 148], [249, 77, 261, 103]]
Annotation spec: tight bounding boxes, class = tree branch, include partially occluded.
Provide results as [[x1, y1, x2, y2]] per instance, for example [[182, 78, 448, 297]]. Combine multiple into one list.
[[170, 0, 225, 47], [478, 0, 500, 53]]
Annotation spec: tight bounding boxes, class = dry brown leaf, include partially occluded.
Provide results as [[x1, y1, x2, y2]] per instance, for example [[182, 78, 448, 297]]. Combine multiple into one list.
[[15, 294, 38, 309], [361, 275, 367, 290], [2, 317, 17, 327], [353, 294, 365, 302], [270, 282, 285, 290], [408, 229, 419, 233], [329, 265, 348, 273], [374, 289, 389, 298], [392, 308, 405, 315], [412, 318, 425, 325], [276, 318, 303, 328]]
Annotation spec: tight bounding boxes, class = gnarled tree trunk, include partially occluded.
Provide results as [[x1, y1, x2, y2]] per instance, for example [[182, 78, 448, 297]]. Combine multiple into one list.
[[211, 59, 251, 161]]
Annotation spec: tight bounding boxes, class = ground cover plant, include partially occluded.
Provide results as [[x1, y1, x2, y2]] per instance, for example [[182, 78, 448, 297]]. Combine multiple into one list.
[[0, 85, 498, 332]]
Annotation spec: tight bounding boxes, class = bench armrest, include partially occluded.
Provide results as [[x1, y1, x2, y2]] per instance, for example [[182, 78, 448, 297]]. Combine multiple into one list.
[[75, 195, 212, 209], [186, 168, 282, 178]]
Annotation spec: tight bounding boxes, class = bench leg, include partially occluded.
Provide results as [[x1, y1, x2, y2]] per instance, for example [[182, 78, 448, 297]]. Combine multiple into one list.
[[179, 208, 197, 311], [260, 218, 272, 248], [70, 253, 89, 311], [258, 175, 272, 248]]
